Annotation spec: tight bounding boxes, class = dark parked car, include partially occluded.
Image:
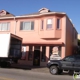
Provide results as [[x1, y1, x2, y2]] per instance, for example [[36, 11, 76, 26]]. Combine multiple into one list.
[[47, 54, 80, 75]]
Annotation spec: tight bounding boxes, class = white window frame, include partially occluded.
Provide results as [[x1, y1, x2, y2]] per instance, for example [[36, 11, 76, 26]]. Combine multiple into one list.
[[20, 21, 34, 31], [47, 19, 53, 29], [0, 22, 10, 31], [57, 19, 60, 29]]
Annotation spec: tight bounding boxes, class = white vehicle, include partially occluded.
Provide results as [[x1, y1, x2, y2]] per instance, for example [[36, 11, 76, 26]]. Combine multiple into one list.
[[0, 33, 22, 67]]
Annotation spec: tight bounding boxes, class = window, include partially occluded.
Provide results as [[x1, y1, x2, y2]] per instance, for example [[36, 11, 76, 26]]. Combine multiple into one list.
[[41, 46, 46, 62], [75, 55, 80, 61], [49, 46, 61, 56], [57, 19, 60, 29], [64, 56, 75, 61], [47, 19, 52, 29], [28, 46, 33, 61], [20, 21, 34, 30], [41, 20, 43, 30], [49, 46, 61, 60], [0, 22, 10, 31]]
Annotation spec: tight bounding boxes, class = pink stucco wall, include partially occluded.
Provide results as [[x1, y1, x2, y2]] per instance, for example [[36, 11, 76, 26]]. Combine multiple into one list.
[[0, 19, 15, 34], [16, 16, 62, 43], [0, 13, 78, 66], [66, 16, 78, 56], [15, 15, 67, 59]]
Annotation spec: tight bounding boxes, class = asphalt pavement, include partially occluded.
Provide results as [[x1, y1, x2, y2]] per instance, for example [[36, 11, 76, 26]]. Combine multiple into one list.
[[0, 67, 73, 80], [0, 63, 75, 80]]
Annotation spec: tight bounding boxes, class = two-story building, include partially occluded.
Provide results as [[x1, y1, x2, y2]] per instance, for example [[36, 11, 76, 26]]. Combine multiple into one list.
[[0, 8, 78, 66]]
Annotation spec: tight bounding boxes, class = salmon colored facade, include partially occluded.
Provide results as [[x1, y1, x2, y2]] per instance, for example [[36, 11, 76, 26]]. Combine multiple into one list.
[[0, 8, 78, 66]]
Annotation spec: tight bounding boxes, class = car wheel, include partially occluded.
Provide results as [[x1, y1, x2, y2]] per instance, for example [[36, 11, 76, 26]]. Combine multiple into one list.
[[49, 66, 58, 75]]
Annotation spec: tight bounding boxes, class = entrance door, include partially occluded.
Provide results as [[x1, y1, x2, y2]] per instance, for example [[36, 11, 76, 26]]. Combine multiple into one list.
[[33, 50, 40, 66]]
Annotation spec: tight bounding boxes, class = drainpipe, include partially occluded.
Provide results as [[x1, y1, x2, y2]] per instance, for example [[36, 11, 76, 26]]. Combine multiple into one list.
[[14, 17, 17, 35], [64, 17, 67, 57]]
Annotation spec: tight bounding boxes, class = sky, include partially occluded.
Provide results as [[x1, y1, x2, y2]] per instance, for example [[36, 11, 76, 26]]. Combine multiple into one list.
[[0, 0, 80, 33]]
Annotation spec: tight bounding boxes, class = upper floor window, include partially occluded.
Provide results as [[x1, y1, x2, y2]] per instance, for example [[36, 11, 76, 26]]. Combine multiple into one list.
[[57, 19, 60, 29], [20, 21, 34, 31], [0, 22, 10, 31], [47, 19, 52, 29], [41, 20, 43, 30]]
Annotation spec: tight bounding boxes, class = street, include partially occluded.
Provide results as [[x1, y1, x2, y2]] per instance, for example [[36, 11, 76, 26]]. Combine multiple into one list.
[[0, 67, 74, 80]]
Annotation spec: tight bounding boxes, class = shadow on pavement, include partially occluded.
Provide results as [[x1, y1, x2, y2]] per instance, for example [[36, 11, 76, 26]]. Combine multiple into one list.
[[0, 63, 49, 73], [10, 64, 47, 70]]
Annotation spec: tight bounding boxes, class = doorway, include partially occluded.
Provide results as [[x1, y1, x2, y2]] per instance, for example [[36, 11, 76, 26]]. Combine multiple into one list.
[[33, 50, 40, 66]]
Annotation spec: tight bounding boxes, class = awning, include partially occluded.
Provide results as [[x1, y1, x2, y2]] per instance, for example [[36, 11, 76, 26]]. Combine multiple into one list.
[[23, 42, 64, 45]]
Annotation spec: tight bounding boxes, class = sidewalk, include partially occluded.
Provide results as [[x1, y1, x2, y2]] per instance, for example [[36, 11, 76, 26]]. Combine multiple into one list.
[[11, 63, 49, 73]]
